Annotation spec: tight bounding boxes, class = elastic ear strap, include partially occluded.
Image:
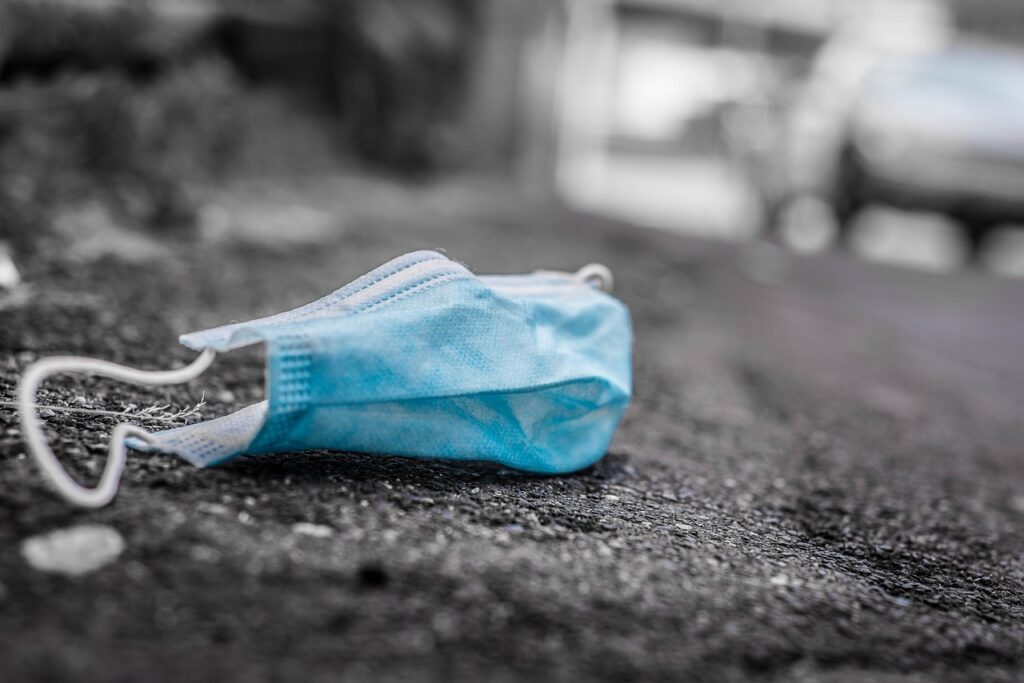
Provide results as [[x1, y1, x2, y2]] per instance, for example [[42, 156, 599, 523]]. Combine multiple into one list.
[[17, 349, 216, 508], [575, 264, 614, 293]]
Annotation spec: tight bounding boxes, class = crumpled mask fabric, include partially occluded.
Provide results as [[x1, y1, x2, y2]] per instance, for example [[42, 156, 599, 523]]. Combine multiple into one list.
[[138, 250, 632, 474]]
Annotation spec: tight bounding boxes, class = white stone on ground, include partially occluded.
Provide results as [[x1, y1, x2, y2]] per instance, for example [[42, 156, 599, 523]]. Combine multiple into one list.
[[21, 525, 126, 576], [0, 242, 21, 290], [291, 522, 334, 538]]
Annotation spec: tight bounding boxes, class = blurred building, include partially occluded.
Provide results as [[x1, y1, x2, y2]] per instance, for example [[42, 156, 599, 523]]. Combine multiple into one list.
[[464, 0, 976, 236], [4, 0, 1024, 256]]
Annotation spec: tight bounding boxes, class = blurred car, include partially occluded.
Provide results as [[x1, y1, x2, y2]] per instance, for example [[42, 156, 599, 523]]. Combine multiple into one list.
[[766, 39, 1024, 258], [841, 46, 1024, 253]]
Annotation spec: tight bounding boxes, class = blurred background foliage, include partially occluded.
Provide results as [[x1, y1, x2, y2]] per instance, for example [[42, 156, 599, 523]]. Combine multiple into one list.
[[0, 62, 243, 233], [0, 0, 477, 253]]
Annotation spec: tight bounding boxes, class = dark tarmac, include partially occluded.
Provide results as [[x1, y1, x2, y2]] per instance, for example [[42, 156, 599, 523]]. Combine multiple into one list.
[[2, 179, 1024, 682]]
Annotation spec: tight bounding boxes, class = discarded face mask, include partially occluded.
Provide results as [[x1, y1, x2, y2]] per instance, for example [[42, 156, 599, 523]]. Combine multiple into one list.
[[19, 250, 632, 508]]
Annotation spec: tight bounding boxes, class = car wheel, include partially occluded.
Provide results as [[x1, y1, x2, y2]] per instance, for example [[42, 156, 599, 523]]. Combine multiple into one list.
[[833, 147, 865, 246], [961, 220, 991, 264], [761, 195, 787, 243]]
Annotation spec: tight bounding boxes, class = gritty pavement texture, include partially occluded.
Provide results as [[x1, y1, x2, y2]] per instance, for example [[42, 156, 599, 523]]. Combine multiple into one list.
[[2, 177, 1024, 682]]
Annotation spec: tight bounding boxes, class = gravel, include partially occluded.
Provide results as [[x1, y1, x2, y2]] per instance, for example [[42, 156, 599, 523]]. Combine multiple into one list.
[[1, 177, 1023, 682]]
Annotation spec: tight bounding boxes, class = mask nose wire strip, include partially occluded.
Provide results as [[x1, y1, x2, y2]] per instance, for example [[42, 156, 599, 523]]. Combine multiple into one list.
[[17, 349, 217, 508]]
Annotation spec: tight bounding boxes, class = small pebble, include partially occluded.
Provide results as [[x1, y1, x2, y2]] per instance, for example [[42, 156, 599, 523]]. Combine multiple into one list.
[[292, 522, 334, 538], [0, 243, 21, 289], [21, 525, 125, 576], [197, 502, 230, 516], [190, 545, 220, 563]]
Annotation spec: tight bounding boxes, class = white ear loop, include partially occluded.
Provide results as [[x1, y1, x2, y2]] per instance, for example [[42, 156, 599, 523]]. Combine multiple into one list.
[[575, 264, 614, 293], [17, 349, 216, 508]]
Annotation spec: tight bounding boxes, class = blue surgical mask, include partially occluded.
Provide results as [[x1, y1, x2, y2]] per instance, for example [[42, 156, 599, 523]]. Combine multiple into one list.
[[19, 250, 632, 508]]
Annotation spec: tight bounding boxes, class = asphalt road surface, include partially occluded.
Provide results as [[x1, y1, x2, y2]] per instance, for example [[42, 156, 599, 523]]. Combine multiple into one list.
[[2, 178, 1024, 682]]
